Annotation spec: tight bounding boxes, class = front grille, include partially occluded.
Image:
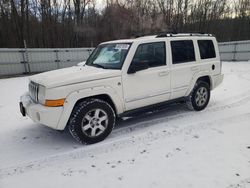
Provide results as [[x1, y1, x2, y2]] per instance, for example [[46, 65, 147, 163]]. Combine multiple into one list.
[[29, 82, 39, 103]]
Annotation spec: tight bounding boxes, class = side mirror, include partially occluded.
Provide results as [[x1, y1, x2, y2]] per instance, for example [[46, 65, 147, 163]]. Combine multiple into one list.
[[128, 60, 149, 74]]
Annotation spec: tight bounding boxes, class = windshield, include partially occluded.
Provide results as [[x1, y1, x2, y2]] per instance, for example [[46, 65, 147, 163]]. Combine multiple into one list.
[[86, 43, 131, 69]]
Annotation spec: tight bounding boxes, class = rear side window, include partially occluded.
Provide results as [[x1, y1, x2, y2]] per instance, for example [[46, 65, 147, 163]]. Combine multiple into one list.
[[171, 40, 195, 64], [198, 40, 216, 59]]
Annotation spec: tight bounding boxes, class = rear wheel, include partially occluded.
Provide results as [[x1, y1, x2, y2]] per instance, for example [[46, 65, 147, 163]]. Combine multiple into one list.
[[187, 81, 210, 111], [68, 98, 116, 144]]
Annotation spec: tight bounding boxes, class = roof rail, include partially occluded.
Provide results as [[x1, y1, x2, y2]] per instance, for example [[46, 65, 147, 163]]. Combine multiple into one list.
[[134, 31, 178, 38], [156, 33, 213, 38]]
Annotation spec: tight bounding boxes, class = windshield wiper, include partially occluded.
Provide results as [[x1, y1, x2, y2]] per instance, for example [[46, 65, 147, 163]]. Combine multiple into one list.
[[90, 63, 106, 69]]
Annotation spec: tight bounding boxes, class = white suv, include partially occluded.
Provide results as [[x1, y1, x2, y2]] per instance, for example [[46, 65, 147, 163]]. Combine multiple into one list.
[[20, 33, 224, 144]]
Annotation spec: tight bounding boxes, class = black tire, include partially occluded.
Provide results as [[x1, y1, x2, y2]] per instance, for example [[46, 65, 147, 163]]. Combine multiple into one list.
[[68, 98, 116, 144], [187, 81, 210, 111]]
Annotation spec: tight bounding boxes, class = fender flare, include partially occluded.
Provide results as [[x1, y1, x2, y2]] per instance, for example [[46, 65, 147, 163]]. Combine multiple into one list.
[[56, 86, 124, 130], [185, 71, 212, 96]]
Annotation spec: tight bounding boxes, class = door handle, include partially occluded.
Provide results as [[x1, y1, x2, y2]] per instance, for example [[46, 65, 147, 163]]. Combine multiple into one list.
[[191, 66, 199, 71], [159, 71, 169, 77]]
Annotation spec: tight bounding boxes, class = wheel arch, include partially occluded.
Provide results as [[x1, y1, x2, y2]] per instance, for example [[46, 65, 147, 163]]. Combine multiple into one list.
[[186, 73, 213, 96], [74, 94, 117, 115], [197, 76, 212, 89], [56, 87, 124, 130]]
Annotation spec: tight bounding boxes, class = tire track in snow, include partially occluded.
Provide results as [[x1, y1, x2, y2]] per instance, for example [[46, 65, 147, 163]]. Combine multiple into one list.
[[113, 92, 250, 136], [1, 72, 250, 179], [1, 112, 250, 179], [1, 87, 250, 179]]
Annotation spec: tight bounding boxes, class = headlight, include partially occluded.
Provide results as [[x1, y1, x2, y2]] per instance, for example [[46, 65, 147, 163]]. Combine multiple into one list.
[[38, 85, 46, 104]]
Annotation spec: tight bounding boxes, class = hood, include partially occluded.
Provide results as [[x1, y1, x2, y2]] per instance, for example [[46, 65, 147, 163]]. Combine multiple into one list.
[[30, 65, 121, 88]]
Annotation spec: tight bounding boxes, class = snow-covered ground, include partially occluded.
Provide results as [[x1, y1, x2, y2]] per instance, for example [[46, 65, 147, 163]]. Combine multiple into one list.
[[0, 61, 250, 188]]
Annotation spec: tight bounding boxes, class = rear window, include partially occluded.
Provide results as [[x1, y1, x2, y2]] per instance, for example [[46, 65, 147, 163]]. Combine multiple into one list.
[[171, 40, 195, 64], [198, 40, 216, 59]]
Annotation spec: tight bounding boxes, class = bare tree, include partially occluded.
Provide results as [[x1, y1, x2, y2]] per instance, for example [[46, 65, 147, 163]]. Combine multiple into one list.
[[0, 0, 249, 47]]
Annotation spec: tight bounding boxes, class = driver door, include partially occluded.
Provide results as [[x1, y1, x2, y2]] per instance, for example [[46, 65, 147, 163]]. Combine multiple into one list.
[[122, 41, 171, 111]]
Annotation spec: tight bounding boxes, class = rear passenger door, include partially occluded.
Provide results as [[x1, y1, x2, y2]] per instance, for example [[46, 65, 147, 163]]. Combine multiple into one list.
[[170, 40, 198, 99]]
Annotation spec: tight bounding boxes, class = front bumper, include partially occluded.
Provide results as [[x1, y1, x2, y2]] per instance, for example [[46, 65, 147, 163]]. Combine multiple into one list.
[[20, 93, 64, 130]]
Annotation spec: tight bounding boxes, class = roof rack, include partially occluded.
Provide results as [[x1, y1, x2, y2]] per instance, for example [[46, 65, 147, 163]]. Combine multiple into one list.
[[156, 32, 213, 38]]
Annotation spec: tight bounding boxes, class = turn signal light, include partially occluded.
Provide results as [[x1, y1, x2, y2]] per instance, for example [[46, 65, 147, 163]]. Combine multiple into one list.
[[45, 99, 65, 107]]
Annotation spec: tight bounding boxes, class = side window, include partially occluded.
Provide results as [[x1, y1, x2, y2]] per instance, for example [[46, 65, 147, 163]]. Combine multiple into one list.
[[132, 42, 166, 68], [171, 40, 195, 64], [198, 40, 216, 59]]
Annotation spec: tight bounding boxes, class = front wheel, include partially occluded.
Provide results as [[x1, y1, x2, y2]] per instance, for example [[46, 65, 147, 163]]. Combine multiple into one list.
[[187, 81, 210, 111], [68, 98, 116, 144]]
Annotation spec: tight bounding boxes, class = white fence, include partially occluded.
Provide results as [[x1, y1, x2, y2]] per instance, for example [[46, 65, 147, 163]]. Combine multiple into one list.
[[0, 48, 94, 77], [0, 40, 250, 77], [219, 40, 250, 61]]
